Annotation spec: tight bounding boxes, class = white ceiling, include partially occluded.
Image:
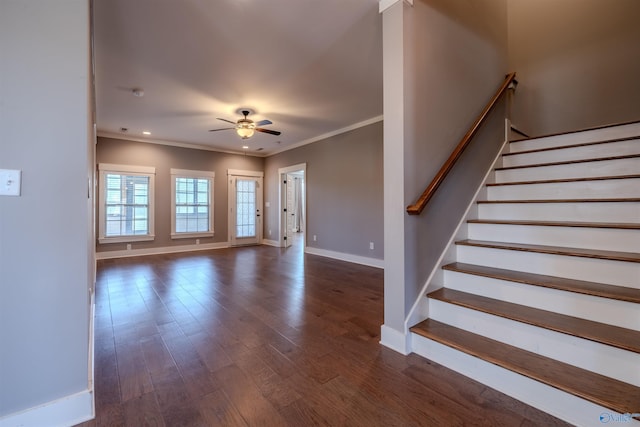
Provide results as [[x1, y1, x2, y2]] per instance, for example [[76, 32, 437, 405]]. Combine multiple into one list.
[[93, 0, 383, 156]]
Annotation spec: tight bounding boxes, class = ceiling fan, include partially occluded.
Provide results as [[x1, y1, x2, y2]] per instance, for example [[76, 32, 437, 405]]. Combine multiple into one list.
[[209, 110, 281, 139]]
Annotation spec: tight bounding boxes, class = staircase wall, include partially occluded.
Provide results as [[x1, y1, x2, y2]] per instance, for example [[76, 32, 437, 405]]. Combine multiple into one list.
[[381, 0, 509, 346], [508, 0, 640, 135]]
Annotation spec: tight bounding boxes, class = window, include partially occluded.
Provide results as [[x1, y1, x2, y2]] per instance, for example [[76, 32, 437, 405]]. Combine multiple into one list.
[[98, 164, 155, 243], [171, 169, 215, 238]]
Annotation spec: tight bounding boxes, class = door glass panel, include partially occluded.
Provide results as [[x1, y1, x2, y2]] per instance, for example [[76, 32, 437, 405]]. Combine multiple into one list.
[[236, 179, 256, 238]]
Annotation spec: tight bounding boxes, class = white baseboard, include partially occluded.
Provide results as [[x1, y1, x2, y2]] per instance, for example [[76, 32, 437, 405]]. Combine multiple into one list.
[[380, 324, 410, 355], [0, 389, 94, 427], [304, 246, 384, 269], [261, 239, 280, 247], [96, 241, 230, 260]]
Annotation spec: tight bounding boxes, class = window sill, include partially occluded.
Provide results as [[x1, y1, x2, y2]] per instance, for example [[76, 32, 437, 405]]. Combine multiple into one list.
[[98, 235, 155, 244], [171, 232, 214, 240]]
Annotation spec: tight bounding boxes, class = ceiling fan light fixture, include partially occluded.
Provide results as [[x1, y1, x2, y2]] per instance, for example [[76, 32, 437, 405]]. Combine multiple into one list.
[[236, 120, 255, 139]]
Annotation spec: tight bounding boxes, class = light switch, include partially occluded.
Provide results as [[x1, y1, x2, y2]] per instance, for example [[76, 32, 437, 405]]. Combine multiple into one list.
[[0, 169, 22, 196]]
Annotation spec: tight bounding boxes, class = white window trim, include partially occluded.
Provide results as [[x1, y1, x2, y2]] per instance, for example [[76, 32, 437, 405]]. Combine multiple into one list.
[[98, 163, 156, 244], [170, 168, 215, 239]]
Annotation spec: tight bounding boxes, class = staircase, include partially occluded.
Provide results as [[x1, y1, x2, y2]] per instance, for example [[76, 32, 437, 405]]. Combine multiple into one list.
[[410, 122, 640, 426]]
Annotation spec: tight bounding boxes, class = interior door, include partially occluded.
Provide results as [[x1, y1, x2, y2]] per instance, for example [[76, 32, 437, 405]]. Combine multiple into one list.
[[285, 173, 296, 245], [229, 174, 263, 246]]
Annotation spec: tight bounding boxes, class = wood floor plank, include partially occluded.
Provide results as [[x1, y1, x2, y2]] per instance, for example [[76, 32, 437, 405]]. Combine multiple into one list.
[[122, 392, 165, 427], [429, 287, 640, 353], [77, 245, 572, 426], [443, 262, 640, 303], [411, 319, 640, 414], [214, 364, 288, 427]]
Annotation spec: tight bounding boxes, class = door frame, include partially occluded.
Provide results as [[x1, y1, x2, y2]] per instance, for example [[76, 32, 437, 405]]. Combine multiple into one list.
[[277, 163, 306, 248], [227, 169, 264, 246]]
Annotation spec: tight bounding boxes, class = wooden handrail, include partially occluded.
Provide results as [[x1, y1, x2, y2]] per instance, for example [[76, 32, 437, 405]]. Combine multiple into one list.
[[406, 72, 517, 215]]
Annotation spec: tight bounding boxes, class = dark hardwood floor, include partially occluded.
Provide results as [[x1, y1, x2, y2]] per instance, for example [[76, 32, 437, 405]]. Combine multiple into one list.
[[76, 243, 570, 426]]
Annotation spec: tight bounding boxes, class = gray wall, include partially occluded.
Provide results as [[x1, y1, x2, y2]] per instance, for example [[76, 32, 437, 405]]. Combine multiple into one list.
[[96, 137, 264, 253], [382, 0, 508, 332], [0, 0, 92, 417], [264, 122, 384, 260], [405, 0, 508, 314], [508, 0, 640, 135]]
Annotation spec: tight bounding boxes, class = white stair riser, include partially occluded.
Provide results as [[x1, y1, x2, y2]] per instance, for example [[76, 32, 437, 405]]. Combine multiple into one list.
[[495, 157, 640, 182], [487, 178, 640, 200], [477, 202, 640, 223], [467, 223, 639, 253], [456, 245, 640, 288], [443, 270, 640, 330], [428, 299, 640, 387], [503, 140, 639, 167], [410, 335, 638, 427], [509, 123, 640, 152]]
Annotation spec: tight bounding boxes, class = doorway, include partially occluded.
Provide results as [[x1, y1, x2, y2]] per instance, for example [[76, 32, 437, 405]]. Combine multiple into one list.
[[278, 163, 306, 249], [228, 169, 263, 246]]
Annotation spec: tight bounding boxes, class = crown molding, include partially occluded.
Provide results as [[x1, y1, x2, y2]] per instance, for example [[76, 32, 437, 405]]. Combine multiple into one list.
[[96, 131, 265, 157], [266, 115, 383, 157], [379, 0, 413, 13]]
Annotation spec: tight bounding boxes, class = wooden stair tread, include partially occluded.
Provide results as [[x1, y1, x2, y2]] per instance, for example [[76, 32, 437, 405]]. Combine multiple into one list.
[[410, 319, 640, 414], [509, 119, 640, 143], [496, 153, 640, 171], [443, 262, 640, 304], [456, 239, 640, 263], [478, 198, 640, 204], [509, 133, 640, 153], [428, 288, 640, 353], [503, 136, 640, 157], [486, 174, 640, 187], [467, 219, 640, 229]]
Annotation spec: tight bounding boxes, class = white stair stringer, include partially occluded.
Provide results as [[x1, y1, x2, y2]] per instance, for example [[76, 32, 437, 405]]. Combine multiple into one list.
[[409, 121, 640, 425]]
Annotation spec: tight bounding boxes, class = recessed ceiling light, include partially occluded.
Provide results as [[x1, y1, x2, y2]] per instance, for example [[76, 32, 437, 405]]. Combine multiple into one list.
[[242, 145, 249, 149], [142, 131, 151, 135]]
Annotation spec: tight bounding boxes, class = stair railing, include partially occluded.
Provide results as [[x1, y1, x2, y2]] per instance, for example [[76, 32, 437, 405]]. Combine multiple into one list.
[[406, 72, 517, 215]]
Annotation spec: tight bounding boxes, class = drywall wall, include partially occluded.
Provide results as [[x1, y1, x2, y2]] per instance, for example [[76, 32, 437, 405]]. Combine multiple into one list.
[[264, 122, 384, 260], [96, 137, 265, 253], [0, 0, 93, 421], [508, 0, 640, 135], [382, 0, 508, 334]]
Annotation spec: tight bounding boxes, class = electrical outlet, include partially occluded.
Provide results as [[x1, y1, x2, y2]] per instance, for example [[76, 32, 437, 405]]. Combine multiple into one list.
[[196, 239, 200, 245], [313, 235, 317, 241], [268, 229, 272, 236], [126, 244, 132, 250], [369, 242, 374, 250]]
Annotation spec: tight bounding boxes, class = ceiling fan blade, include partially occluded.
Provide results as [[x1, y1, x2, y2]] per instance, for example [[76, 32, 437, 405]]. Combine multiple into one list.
[[208, 127, 235, 132], [254, 119, 272, 126], [255, 128, 281, 136], [216, 118, 237, 125]]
